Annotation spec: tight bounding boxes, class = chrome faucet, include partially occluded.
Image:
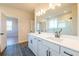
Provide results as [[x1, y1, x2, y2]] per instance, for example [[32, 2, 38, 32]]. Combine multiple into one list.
[[38, 30, 41, 34], [55, 28, 62, 38]]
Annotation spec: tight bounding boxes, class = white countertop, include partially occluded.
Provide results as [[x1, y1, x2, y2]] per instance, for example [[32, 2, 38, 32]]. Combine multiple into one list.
[[29, 33, 79, 52]]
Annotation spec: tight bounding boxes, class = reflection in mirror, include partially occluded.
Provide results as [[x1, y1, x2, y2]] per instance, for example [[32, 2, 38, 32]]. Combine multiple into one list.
[[36, 18, 46, 32], [35, 3, 77, 36]]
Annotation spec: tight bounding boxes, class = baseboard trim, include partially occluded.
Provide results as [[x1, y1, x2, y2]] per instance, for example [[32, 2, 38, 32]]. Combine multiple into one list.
[[0, 47, 7, 56], [19, 41, 28, 45], [19, 41, 28, 46]]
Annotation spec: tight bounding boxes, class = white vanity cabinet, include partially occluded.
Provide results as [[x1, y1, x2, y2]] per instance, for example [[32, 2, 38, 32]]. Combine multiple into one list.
[[37, 39, 49, 56], [39, 38, 60, 56], [60, 47, 79, 56], [28, 35, 38, 55], [49, 48, 59, 56], [28, 35, 33, 51], [28, 35, 49, 56], [37, 39, 60, 56], [28, 34, 60, 56], [32, 37, 38, 55], [28, 34, 79, 56]]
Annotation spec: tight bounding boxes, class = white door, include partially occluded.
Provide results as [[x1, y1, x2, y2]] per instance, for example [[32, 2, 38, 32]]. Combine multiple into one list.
[[0, 13, 7, 52]]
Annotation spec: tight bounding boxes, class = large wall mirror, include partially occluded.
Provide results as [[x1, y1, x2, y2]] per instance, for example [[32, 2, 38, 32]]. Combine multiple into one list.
[[35, 3, 77, 36]]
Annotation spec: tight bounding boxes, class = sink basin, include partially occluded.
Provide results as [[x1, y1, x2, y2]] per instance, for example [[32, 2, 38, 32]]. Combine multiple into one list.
[[46, 37, 63, 42]]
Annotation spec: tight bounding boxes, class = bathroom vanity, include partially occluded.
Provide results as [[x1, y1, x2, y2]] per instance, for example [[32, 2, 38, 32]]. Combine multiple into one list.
[[28, 33, 79, 56], [29, 4, 79, 56]]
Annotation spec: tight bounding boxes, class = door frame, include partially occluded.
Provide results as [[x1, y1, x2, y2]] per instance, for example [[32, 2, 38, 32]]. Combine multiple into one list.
[[6, 16, 19, 46], [0, 12, 7, 53]]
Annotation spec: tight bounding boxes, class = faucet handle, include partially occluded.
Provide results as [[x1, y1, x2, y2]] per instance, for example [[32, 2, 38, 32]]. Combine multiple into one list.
[[59, 28, 62, 33]]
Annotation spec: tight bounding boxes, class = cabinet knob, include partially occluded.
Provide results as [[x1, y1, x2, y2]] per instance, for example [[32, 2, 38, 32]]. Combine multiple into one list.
[[0, 33, 4, 35], [31, 40, 32, 44]]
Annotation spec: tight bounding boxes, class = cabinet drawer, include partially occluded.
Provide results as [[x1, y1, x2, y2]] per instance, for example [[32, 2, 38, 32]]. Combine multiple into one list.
[[41, 39, 60, 53], [60, 47, 79, 56]]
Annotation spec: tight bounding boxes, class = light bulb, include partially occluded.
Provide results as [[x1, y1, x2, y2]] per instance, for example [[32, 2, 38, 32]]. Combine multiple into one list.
[[49, 3, 52, 8], [56, 3, 61, 7], [64, 10, 67, 13], [52, 6, 55, 9], [49, 3, 56, 9]]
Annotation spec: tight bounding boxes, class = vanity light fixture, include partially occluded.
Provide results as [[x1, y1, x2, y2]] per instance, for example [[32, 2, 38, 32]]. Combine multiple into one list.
[[48, 3, 61, 9], [48, 3, 55, 9], [36, 3, 61, 16], [56, 3, 61, 7], [36, 9, 45, 16]]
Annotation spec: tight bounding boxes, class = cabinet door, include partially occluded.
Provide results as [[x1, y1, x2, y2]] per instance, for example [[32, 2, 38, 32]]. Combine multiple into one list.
[[60, 47, 79, 56], [32, 37, 38, 55], [38, 40, 49, 56], [49, 49, 59, 56], [28, 35, 38, 55], [28, 35, 33, 51]]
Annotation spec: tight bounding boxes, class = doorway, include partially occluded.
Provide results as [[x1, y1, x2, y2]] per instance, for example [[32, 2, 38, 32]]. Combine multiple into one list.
[[6, 17, 18, 46]]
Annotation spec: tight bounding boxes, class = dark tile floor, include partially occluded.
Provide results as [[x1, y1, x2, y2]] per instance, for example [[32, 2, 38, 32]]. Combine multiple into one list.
[[2, 43, 35, 56]]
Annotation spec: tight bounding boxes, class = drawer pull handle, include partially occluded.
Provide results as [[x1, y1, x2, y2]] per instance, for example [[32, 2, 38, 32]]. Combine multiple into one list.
[[64, 51, 73, 56], [38, 40, 40, 41], [46, 50, 48, 56], [34, 38, 36, 39], [31, 40, 32, 44], [49, 51, 51, 56]]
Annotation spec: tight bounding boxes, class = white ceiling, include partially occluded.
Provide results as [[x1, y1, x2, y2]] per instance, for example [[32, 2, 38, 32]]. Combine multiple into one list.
[[0, 3, 76, 13], [0, 3, 48, 13]]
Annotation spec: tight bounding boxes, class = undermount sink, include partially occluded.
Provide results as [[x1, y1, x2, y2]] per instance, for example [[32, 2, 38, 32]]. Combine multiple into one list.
[[46, 37, 63, 42]]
